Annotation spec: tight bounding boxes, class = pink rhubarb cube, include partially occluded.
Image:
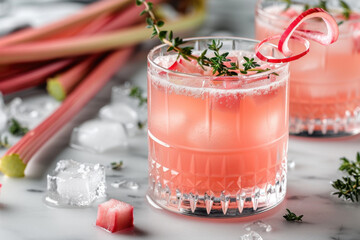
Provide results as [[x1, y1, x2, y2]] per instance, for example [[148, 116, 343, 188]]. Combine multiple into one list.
[[96, 199, 134, 233]]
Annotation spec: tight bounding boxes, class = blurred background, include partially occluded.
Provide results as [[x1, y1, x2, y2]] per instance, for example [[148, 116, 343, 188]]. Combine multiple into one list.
[[0, 0, 257, 37]]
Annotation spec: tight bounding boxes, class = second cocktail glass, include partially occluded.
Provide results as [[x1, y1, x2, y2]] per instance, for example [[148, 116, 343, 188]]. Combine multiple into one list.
[[256, 0, 360, 136], [147, 37, 289, 217]]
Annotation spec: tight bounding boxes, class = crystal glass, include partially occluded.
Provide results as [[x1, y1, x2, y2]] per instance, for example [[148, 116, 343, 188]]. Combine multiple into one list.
[[147, 37, 289, 217], [256, 0, 360, 136]]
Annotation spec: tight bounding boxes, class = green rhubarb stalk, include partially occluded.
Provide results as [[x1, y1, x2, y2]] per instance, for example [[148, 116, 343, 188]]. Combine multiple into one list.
[[47, 56, 99, 101], [0, 48, 133, 177], [0, 0, 134, 47], [0, 0, 205, 64]]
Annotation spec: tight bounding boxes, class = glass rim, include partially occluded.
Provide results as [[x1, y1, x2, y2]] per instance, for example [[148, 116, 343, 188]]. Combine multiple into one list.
[[256, 0, 360, 25], [147, 36, 288, 80]]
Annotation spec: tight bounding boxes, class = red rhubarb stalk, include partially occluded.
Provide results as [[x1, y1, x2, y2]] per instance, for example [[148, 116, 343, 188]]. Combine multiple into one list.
[[0, 61, 48, 79], [278, 8, 339, 56], [47, 56, 99, 101], [0, 59, 74, 94], [256, 8, 339, 63], [0, 48, 133, 177], [0, 0, 205, 64], [0, 0, 133, 47], [97, 2, 151, 33], [43, 11, 114, 41]]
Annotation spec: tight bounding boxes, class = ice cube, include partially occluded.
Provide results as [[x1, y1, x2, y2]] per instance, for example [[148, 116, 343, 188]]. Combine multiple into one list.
[[70, 119, 128, 153], [111, 84, 140, 107], [99, 103, 145, 137], [111, 179, 140, 190], [288, 159, 296, 170], [244, 221, 272, 233], [239, 231, 263, 240], [45, 159, 106, 207], [111, 84, 148, 113], [8, 97, 60, 129], [99, 103, 138, 127], [109, 84, 148, 134], [0, 93, 7, 132], [0, 109, 8, 133]]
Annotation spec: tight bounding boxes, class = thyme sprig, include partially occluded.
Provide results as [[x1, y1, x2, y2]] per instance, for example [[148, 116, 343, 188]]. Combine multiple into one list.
[[129, 86, 147, 107], [9, 118, 28, 136], [339, 0, 351, 20], [136, 0, 273, 76], [331, 153, 360, 202], [280, 0, 352, 20], [283, 209, 304, 222], [111, 161, 124, 170]]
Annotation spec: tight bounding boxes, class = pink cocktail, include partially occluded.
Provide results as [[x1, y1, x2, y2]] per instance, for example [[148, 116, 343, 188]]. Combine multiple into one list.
[[256, 0, 360, 136], [147, 37, 289, 217]]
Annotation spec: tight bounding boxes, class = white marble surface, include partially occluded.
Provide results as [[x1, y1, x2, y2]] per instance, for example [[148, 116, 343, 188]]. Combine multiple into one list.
[[1, 102, 360, 240], [0, 0, 360, 239]]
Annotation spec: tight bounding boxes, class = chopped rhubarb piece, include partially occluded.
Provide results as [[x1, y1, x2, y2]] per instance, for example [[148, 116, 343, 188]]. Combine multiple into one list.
[[96, 199, 134, 233]]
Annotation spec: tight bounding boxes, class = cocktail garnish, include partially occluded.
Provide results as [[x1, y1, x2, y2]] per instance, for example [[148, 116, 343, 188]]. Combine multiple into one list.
[[279, 8, 339, 55], [136, 0, 274, 76], [255, 34, 310, 63], [331, 153, 360, 202], [256, 8, 339, 62], [283, 209, 304, 222]]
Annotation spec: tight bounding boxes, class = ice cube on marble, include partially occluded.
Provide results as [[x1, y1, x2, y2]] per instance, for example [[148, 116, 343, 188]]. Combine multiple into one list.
[[111, 84, 148, 116], [288, 159, 296, 169], [244, 221, 272, 233], [239, 231, 263, 240], [99, 103, 144, 137], [70, 119, 128, 153], [111, 84, 140, 107], [99, 103, 138, 126], [109, 84, 148, 135], [8, 97, 60, 128], [45, 159, 106, 207]]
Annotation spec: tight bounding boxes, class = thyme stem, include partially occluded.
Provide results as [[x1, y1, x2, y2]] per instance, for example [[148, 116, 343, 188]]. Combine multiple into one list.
[[137, 0, 275, 76]]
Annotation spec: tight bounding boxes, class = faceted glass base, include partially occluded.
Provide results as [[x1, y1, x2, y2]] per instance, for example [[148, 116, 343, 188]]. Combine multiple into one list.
[[290, 115, 360, 137], [147, 177, 286, 218]]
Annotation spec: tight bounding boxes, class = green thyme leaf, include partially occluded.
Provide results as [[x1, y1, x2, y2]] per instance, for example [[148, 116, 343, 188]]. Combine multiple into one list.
[[331, 153, 360, 202], [339, 0, 351, 20], [111, 161, 124, 170], [9, 119, 28, 137], [136, 0, 275, 77], [283, 209, 304, 222], [129, 86, 147, 107]]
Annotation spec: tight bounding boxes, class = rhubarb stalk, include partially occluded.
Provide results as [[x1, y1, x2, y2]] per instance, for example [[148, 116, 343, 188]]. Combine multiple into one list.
[[0, 0, 205, 64], [0, 59, 74, 94], [0, 0, 134, 47], [0, 48, 133, 177], [47, 56, 99, 101]]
